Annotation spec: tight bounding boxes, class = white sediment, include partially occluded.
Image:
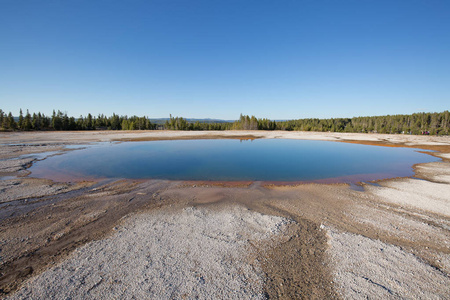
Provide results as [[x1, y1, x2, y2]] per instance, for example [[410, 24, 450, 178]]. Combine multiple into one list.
[[327, 228, 450, 299], [367, 178, 450, 217], [9, 205, 289, 299]]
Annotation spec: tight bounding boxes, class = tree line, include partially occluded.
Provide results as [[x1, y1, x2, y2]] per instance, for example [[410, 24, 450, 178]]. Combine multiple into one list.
[[1, 108, 449, 135], [275, 111, 449, 135], [164, 115, 231, 130], [0, 109, 156, 131]]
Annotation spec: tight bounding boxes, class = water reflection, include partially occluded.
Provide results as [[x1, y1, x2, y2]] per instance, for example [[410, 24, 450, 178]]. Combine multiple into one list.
[[29, 139, 439, 183]]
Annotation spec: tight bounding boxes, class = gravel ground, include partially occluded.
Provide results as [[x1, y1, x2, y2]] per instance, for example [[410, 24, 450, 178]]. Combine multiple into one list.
[[0, 178, 79, 203], [368, 178, 450, 217], [0, 157, 34, 174], [327, 227, 450, 299], [8, 205, 290, 299], [415, 160, 450, 184]]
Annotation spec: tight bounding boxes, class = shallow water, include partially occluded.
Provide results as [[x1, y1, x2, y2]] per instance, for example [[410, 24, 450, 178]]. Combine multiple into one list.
[[28, 139, 439, 183]]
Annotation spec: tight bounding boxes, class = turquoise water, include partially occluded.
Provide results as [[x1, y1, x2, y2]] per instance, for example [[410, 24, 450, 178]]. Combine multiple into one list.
[[28, 139, 439, 183]]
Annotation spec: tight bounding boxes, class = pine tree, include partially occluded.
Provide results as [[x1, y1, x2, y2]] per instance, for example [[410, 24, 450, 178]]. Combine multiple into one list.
[[0, 109, 4, 129], [32, 113, 39, 130], [23, 109, 32, 130], [87, 113, 93, 130], [8, 112, 16, 129], [18, 109, 24, 129]]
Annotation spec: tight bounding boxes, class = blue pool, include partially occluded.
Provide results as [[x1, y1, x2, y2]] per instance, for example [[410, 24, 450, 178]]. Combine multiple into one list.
[[28, 139, 439, 183]]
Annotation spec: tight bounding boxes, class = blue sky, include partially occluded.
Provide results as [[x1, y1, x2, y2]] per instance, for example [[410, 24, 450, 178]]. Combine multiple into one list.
[[1, 0, 449, 120]]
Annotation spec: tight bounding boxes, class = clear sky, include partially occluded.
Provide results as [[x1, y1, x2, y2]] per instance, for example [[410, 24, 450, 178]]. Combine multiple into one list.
[[1, 0, 449, 120]]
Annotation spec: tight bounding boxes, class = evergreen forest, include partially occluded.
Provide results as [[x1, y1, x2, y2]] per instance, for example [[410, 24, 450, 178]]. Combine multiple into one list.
[[1, 109, 449, 135]]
